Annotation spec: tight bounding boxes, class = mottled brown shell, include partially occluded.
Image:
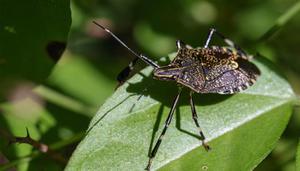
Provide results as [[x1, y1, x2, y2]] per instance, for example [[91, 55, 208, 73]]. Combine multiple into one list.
[[153, 45, 260, 94]]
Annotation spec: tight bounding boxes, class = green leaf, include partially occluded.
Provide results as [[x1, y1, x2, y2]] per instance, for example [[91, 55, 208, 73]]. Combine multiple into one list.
[[0, 0, 71, 100], [296, 140, 300, 171], [46, 54, 115, 109], [66, 55, 296, 171]]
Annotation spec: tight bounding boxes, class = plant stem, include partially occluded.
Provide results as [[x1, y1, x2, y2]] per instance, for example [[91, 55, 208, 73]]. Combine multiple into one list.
[[34, 85, 96, 116], [259, 1, 300, 41], [0, 132, 85, 171]]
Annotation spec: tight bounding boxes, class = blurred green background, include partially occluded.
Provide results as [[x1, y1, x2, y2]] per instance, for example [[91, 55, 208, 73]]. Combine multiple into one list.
[[0, 0, 300, 170]]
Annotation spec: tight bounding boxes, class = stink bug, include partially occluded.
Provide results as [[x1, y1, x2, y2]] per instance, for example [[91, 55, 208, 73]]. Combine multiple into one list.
[[93, 21, 260, 170]]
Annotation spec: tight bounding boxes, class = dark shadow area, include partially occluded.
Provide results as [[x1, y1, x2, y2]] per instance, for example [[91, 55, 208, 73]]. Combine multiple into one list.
[[46, 41, 67, 62], [175, 107, 200, 140], [147, 104, 164, 157]]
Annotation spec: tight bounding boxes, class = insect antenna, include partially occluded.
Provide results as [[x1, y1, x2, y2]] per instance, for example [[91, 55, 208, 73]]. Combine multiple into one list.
[[92, 21, 159, 68]]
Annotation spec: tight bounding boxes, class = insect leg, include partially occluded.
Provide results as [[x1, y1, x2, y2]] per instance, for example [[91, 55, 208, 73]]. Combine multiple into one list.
[[146, 88, 182, 170], [204, 28, 215, 48], [189, 91, 210, 151], [204, 28, 249, 59], [116, 57, 139, 88], [176, 40, 193, 50]]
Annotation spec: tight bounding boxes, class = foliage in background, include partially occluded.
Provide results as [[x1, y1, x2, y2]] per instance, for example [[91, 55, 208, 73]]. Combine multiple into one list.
[[0, 0, 71, 101], [0, 0, 300, 170]]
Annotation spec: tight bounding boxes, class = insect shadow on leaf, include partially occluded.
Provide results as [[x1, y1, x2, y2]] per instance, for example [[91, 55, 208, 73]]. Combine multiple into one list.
[[126, 72, 233, 157], [93, 21, 260, 170], [86, 94, 137, 134], [148, 105, 165, 157]]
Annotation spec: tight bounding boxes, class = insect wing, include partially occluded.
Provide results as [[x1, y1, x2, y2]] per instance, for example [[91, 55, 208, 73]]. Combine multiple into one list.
[[201, 58, 260, 94]]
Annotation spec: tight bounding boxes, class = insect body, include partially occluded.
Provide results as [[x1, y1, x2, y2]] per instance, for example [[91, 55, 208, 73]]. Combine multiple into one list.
[[93, 21, 260, 170], [154, 44, 259, 94]]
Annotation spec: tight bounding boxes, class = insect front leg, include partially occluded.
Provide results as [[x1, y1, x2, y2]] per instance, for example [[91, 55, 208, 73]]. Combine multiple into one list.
[[204, 28, 250, 59], [146, 88, 182, 170], [116, 57, 139, 88], [189, 91, 210, 151]]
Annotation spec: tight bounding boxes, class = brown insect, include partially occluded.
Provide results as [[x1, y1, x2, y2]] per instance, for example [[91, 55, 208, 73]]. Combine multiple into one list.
[[93, 21, 260, 170]]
